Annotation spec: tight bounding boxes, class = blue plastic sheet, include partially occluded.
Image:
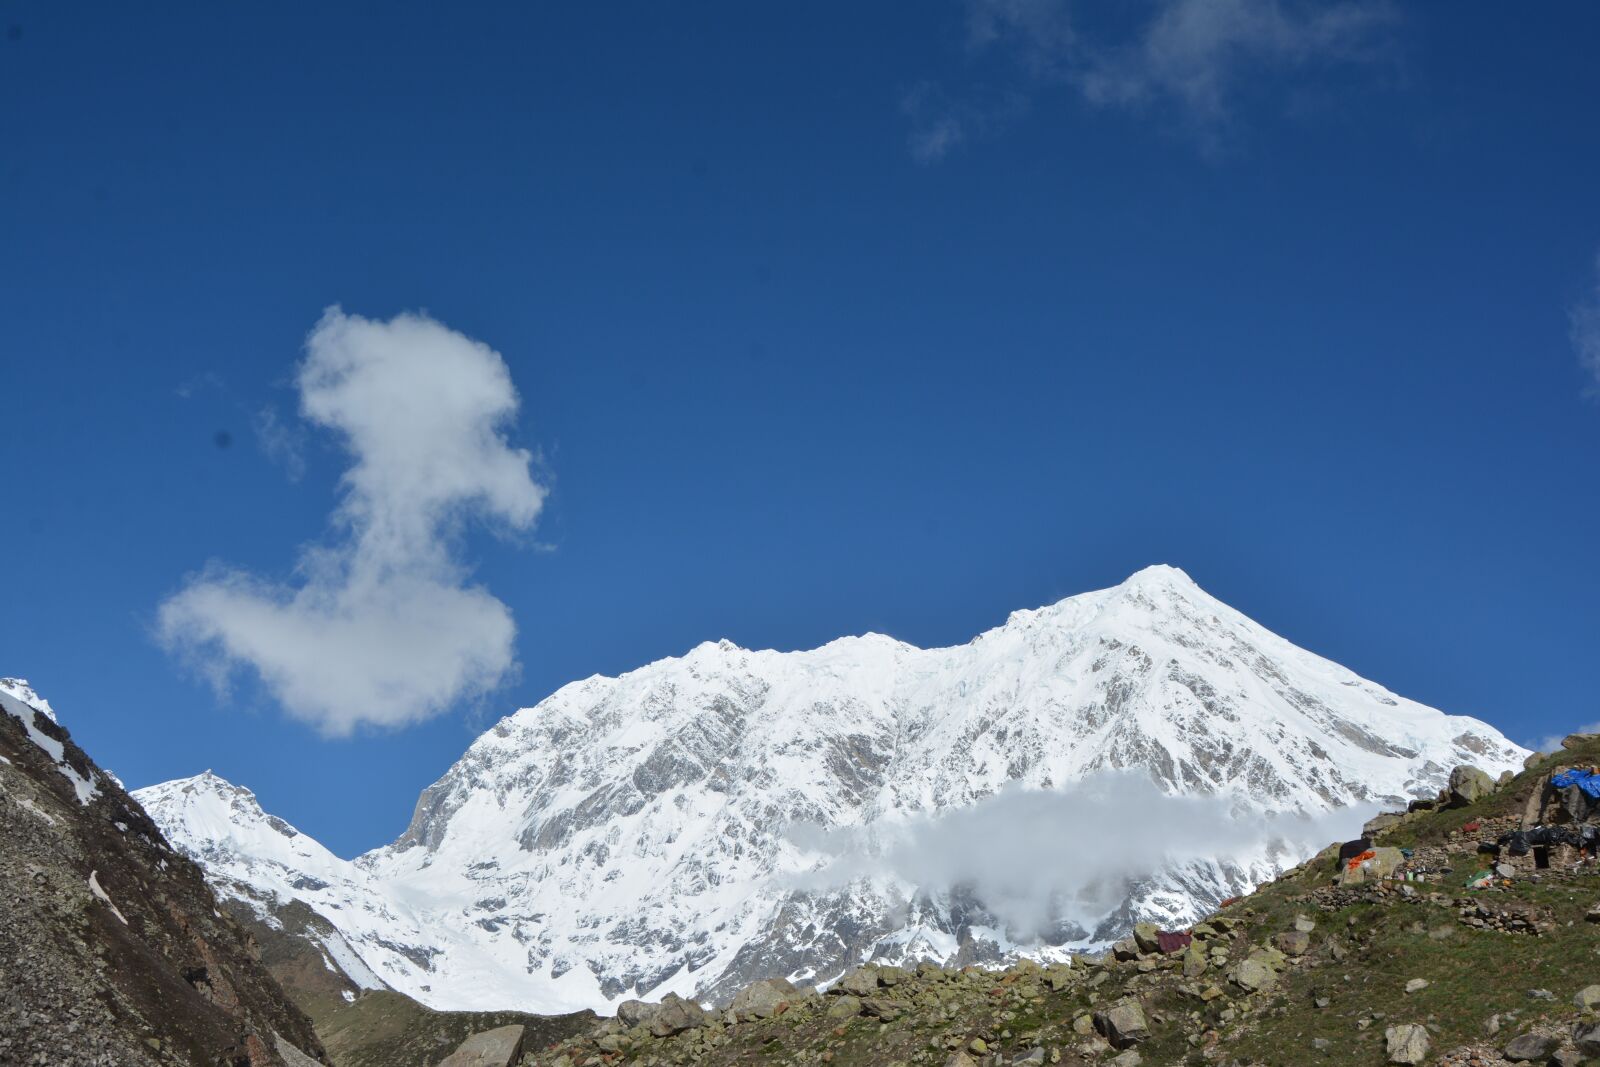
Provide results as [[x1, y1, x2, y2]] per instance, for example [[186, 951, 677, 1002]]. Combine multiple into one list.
[[1550, 768, 1600, 798]]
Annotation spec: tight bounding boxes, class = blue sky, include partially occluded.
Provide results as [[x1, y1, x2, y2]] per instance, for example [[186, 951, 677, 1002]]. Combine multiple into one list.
[[2, 2, 1598, 857]]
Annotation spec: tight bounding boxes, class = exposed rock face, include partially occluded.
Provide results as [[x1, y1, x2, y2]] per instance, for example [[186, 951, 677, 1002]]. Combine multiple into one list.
[[0, 679, 324, 1067], [435, 1024, 524, 1067], [1385, 1023, 1430, 1064], [1503, 1031, 1559, 1061], [1448, 765, 1495, 807], [138, 567, 1527, 1014], [730, 977, 799, 1020], [1094, 998, 1149, 1048]]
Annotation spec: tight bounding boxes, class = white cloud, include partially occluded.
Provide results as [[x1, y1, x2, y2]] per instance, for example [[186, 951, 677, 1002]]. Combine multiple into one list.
[[1531, 722, 1597, 757], [159, 307, 546, 736], [787, 771, 1372, 940], [252, 404, 307, 482], [915, 0, 1395, 160], [1076, 0, 1394, 121], [1574, 253, 1600, 394]]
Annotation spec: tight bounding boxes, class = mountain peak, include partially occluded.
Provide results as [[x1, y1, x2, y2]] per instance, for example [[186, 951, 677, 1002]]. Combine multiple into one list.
[[1119, 562, 1197, 590], [141, 573, 1528, 1016]]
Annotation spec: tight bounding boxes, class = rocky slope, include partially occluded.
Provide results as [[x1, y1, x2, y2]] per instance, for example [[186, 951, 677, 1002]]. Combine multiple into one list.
[[0, 678, 326, 1067], [138, 566, 1527, 1016], [521, 733, 1600, 1067]]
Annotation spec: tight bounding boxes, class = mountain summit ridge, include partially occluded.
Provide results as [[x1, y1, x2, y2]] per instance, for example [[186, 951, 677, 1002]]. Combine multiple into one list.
[[135, 567, 1526, 1015]]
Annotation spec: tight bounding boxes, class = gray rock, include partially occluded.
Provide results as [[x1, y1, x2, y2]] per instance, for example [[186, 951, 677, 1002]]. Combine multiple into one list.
[[1276, 930, 1310, 956], [274, 1034, 324, 1067], [1448, 765, 1494, 807], [1231, 957, 1277, 993], [615, 1000, 657, 1028], [1364, 812, 1406, 836], [1574, 984, 1600, 1012], [1131, 922, 1162, 955], [832, 966, 880, 997], [1503, 1032, 1559, 1061], [646, 994, 707, 1037], [825, 995, 861, 1020], [1110, 1051, 1142, 1067], [859, 997, 901, 1021], [1404, 978, 1429, 994], [1574, 1018, 1600, 1056], [1563, 732, 1600, 749], [729, 977, 797, 1020], [943, 1054, 980, 1067], [435, 1024, 526, 1067], [1385, 1023, 1430, 1064], [1094, 998, 1150, 1049]]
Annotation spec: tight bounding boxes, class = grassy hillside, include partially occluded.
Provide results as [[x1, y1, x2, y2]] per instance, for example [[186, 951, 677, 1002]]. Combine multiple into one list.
[[519, 735, 1600, 1066]]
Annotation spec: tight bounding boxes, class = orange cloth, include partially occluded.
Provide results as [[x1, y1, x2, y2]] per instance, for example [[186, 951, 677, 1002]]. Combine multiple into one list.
[[1346, 849, 1377, 871]]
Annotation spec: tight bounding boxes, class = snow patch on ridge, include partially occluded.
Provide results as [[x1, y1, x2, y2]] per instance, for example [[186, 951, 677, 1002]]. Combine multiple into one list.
[[1, 678, 97, 804]]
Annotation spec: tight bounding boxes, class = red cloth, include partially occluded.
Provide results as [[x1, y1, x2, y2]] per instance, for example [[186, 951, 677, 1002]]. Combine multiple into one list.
[[1346, 849, 1377, 871], [1156, 930, 1192, 954], [1462, 820, 1481, 833]]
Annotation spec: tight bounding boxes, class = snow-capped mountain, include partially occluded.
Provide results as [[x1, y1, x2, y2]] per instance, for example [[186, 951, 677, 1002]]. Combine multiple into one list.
[[134, 565, 1527, 1015]]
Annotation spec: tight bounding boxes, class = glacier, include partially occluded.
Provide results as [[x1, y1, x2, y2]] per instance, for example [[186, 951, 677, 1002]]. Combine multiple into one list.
[[132, 565, 1527, 1014]]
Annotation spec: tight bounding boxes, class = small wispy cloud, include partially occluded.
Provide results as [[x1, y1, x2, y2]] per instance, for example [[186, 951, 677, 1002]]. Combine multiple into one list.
[[902, 82, 1028, 165], [252, 405, 307, 482], [911, 0, 1397, 161], [1075, 0, 1395, 122], [1573, 252, 1600, 395], [159, 307, 546, 736]]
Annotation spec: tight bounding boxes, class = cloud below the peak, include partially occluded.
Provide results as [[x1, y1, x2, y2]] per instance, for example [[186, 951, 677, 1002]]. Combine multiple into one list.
[[786, 771, 1374, 939], [158, 308, 546, 736]]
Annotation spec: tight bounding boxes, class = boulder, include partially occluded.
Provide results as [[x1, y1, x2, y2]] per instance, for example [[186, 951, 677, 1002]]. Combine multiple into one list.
[[1384, 1023, 1430, 1064], [1275, 930, 1310, 956], [1232, 958, 1276, 993], [1341, 846, 1406, 885], [1404, 979, 1429, 994], [1131, 922, 1162, 955], [1503, 1032, 1559, 1061], [1094, 998, 1150, 1049], [1181, 947, 1207, 978], [943, 1054, 980, 1067], [1447, 765, 1494, 808], [729, 977, 797, 1021], [614, 1000, 657, 1028], [1574, 984, 1600, 1012], [1563, 733, 1600, 749], [646, 994, 707, 1037], [436, 1025, 526, 1067], [825, 995, 861, 1020], [1574, 1018, 1600, 1056], [1364, 812, 1406, 836], [832, 966, 880, 997], [1110, 1051, 1142, 1067], [859, 997, 901, 1021]]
